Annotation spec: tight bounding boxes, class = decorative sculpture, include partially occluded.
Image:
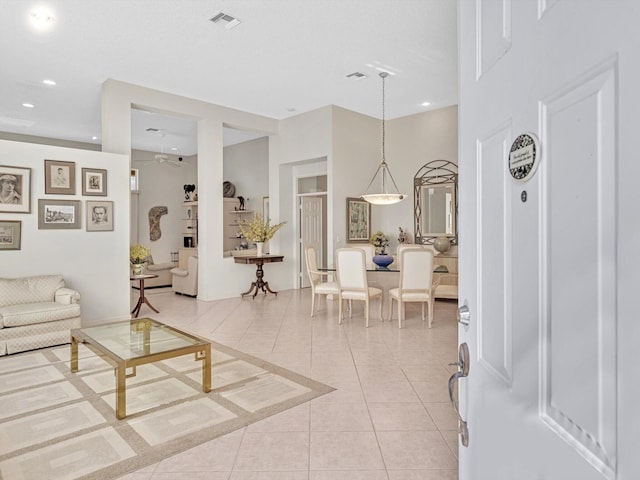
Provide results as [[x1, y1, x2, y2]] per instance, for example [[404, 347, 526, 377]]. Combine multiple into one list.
[[183, 184, 196, 201], [148, 206, 168, 241], [237, 195, 245, 211]]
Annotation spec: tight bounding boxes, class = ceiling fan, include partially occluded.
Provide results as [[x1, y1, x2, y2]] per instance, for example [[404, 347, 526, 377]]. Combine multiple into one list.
[[137, 130, 186, 168], [138, 153, 185, 168]]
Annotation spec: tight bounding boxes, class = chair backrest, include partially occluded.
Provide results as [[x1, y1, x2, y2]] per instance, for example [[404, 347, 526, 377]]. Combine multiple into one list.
[[399, 248, 434, 291], [336, 248, 368, 291], [304, 246, 320, 286], [347, 243, 375, 265]]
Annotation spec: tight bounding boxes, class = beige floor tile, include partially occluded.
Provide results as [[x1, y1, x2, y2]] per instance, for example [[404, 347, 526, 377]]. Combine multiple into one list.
[[424, 402, 459, 430], [368, 402, 437, 431], [229, 472, 308, 480], [388, 470, 458, 480], [309, 471, 387, 480], [234, 432, 309, 471], [310, 402, 373, 432], [124, 289, 459, 478], [246, 403, 310, 433], [377, 431, 458, 470], [310, 431, 385, 470], [360, 380, 420, 403]]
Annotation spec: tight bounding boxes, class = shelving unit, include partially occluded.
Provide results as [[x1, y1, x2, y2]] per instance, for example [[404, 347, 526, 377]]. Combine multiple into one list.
[[223, 198, 254, 256], [181, 201, 198, 248]]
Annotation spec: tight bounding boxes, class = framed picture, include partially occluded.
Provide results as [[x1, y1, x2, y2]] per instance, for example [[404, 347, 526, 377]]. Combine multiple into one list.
[[44, 160, 76, 195], [0, 220, 21, 250], [263, 196, 270, 220], [86, 200, 114, 232], [38, 199, 81, 229], [0, 165, 31, 213], [346, 197, 371, 243], [82, 168, 108, 196]]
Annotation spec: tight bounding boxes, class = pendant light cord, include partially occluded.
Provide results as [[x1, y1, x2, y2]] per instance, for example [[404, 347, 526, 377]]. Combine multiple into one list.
[[362, 71, 405, 202]]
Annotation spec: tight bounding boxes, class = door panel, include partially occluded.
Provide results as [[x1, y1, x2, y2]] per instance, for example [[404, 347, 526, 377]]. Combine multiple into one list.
[[458, 1, 639, 478], [300, 196, 323, 288]]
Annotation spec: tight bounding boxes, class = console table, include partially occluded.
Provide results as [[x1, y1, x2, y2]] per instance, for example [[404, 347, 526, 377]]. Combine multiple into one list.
[[234, 255, 284, 298]]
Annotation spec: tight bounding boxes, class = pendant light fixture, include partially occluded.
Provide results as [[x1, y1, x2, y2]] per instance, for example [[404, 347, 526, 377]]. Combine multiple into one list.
[[361, 71, 406, 205]]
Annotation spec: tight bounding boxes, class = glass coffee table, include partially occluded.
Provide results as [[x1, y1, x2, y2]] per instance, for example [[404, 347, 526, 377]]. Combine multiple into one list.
[[70, 318, 211, 419]]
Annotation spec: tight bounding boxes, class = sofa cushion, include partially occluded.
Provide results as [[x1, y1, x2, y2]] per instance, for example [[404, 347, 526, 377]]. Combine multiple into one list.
[[0, 302, 81, 328], [0, 276, 65, 307]]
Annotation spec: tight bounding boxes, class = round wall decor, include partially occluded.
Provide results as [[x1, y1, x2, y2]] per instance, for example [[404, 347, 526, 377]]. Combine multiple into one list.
[[223, 181, 236, 198], [508, 133, 540, 181]]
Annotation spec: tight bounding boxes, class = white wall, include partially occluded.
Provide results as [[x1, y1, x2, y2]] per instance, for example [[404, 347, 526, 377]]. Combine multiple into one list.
[[0, 139, 130, 325], [381, 105, 458, 249], [131, 150, 197, 262], [101, 79, 280, 301], [223, 137, 269, 215]]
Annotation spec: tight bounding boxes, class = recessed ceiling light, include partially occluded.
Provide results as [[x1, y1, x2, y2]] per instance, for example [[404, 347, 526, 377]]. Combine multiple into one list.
[[421, 101, 431, 107], [29, 7, 55, 30], [22, 103, 35, 108], [43, 79, 56, 86], [92, 136, 98, 140], [171, 147, 177, 151]]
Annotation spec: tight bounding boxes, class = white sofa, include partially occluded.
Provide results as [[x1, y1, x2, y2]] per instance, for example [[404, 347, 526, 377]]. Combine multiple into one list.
[[0, 275, 81, 355], [131, 260, 177, 289]]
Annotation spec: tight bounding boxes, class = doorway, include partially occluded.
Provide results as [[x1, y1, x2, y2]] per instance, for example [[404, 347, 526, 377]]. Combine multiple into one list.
[[297, 175, 327, 288]]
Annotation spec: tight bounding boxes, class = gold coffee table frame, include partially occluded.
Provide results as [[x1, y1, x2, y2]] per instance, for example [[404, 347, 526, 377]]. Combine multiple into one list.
[[71, 318, 211, 419]]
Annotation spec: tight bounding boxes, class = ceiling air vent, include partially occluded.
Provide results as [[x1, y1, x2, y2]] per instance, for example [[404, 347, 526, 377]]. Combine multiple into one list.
[[210, 12, 241, 29], [145, 127, 161, 134], [346, 72, 367, 80]]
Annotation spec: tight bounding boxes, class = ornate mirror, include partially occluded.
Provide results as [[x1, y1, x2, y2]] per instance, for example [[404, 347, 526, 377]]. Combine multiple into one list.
[[414, 160, 458, 245]]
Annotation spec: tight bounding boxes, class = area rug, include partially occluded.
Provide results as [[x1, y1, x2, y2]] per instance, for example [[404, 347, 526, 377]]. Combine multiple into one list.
[[0, 341, 334, 480]]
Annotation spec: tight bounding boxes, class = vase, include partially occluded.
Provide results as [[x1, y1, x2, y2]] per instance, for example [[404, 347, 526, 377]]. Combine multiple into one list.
[[434, 236, 451, 254], [373, 254, 393, 268], [131, 263, 144, 276], [256, 242, 264, 257]]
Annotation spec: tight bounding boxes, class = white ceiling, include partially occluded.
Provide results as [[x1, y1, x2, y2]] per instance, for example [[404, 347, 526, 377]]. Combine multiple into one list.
[[1, 0, 458, 155]]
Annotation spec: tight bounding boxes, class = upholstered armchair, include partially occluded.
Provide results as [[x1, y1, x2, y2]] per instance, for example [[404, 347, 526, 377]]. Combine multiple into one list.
[[170, 255, 198, 296]]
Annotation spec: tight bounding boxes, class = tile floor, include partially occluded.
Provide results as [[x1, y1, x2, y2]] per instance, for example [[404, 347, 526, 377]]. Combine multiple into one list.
[[122, 287, 460, 480]]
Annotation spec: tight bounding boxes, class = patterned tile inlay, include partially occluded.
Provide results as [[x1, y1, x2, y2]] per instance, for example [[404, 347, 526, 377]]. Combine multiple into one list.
[[128, 397, 237, 445], [0, 338, 333, 480]]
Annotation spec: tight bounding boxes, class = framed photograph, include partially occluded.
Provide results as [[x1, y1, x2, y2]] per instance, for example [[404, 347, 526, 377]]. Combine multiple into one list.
[[0, 220, 21, 250], [44, 159, 76, 195], [0, 165, 31, 213], [263, 196, 270, 220], [38, 199, 81, 229], [82, 168, 108, 196], [86, 200, 114, 232], [346, 197, 371, 243]]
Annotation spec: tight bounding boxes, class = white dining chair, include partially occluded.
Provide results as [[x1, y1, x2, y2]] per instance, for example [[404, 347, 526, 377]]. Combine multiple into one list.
[[388, 247, 438, 328], [304, 246, 339, 317], [347, 243, 375, 265], [336, 248, 383, 327]]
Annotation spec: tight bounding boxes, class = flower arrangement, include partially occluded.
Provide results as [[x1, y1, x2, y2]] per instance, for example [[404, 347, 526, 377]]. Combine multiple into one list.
[[369, 231, 390, 254], [130, 244, 151, 265], [238, 214, 286, 243]]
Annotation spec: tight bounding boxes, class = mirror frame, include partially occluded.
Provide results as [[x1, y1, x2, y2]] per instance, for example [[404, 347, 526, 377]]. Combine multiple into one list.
[[414, 160, 458, 245]]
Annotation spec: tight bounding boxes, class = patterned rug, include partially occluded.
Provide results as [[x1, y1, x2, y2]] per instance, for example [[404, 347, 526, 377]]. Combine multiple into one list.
[[0, 341, 334, 480]]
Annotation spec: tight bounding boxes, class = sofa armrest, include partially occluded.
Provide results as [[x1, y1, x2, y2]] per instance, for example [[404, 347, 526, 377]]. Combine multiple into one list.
[[55, 287, 81, 304]]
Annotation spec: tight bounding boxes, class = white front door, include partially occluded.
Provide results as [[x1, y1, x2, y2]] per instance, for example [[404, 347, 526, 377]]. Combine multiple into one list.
[[458, 1, 640, 478], [300, 196, 323, 288]]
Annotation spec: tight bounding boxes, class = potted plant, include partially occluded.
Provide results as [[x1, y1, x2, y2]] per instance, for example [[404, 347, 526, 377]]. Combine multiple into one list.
[[130, 244, 151, 276], [238, 214, 286, 256], [370, 231, 393, 267]]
